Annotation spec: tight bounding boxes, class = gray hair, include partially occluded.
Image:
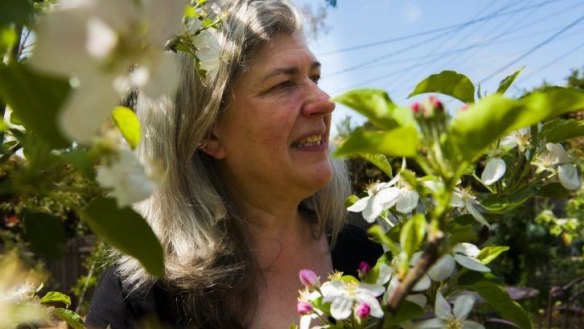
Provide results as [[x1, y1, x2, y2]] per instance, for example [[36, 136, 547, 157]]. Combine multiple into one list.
[[116, 0, 350, 327]]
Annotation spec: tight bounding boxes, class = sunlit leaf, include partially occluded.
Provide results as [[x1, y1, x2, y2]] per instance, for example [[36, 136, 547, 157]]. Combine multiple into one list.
[[52, 308, 85, 329], [476, 246, 509, 265], [335, 126, 419, 158], [540, 118, 584, 143], [360, 153, 392, 177], [23, 213, 65, 259], [112, 106, 141, 149], [0, 62, 70, 148], [496, 67, 524, 95], [467, 281, 532, 329], [449, 88, 584, 162], [80, 197, 164, 277], [409, 70, 475, 104], [333, 89, 416, 130], [41, 291, 71, 308], [400, 214, 426, 258], [385, 300, 425, 325], [481, 185, 540, 214]]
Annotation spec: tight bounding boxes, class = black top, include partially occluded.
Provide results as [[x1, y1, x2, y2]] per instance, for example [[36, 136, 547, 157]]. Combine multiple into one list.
[[86, 224, 383, 329]]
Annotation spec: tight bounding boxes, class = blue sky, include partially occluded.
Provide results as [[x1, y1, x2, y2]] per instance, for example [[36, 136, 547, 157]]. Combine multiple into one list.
[[295, 0, 584, 135]]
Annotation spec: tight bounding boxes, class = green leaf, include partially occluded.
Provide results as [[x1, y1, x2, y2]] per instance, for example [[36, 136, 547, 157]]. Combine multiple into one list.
[[0, 26, 17, 55], [476, 246, 509, 265], [80, 197, 164, 277], [497, 68, 524, 95], [360, 153, 392, 177], [399, 214, 426, 258], [335, 126, 419, 158], [481, 186, 540, 214], [40, 291, 71, 308], [385, 300, 425, 325], [23, 213, 65, 259], [0, 62, 70, 148], [369, 225, 399, 256], [536, 182, 571, 198], [449, 88, 584, 162], [467, 281, 532, 329], [333, 89, 416, 130], [541, 118, 584, 143], [0, 0, 33, 26], [112, 106, 141, 149], [409, 70, 475, 104], [52, 308, 86, 329]]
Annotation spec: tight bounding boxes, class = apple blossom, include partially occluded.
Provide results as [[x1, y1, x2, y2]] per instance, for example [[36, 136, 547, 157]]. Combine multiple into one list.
[[413, 292, 484, 329], [481, 157, 506, 185], [320, 280, 385, 320]]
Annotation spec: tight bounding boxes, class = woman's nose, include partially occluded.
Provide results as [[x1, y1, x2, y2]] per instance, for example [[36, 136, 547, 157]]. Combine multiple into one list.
[[302, 85, 335, 117]]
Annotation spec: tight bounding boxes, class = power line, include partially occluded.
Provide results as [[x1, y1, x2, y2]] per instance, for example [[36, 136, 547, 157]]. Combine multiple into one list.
[[318, 0, 572, 57], [479, 13, 584, 84], [322, 0, 572, 78]]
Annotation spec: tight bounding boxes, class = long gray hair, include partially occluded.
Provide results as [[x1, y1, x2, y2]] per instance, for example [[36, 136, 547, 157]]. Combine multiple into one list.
[[116, 0, 350, 327]]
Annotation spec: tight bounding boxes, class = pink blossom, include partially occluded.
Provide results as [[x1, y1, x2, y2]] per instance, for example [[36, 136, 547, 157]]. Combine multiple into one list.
[[298, 269, 319, 288], [355, 303, 371, 319], [297, 301, 313, 315], [358, 261, 371, 276]]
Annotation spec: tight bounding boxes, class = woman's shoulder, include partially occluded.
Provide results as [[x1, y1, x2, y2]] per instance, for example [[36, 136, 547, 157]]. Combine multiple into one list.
[[86, 267, 178, 329], [331, 223, 384, 277]]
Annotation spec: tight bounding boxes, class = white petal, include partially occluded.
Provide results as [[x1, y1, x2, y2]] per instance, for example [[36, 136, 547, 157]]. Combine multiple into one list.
[[374, 187, 402, 209], [93, 0, 137, 34], [29, 7, 95, 77], [363, 197, 385, 223], [412, 274, 431, 291], [320, 281, 343, 301], [396, 190, 419, 213], [330, 297, 353, 320], [299, 314, 313, 329], [558, 164, 581, 190], [546, 143, 571, 164], [58, 74, 119, 142], [376, 263, 394, 285], [453, 243, 481, 257], [453, 294, 475, 320], [366, 299, 384, 318], [406, 294, 427, 308], [481, 158, 506, 185], [450, 192, 464, 208], [347, 196, 370, 213], [454, 254, 490, 272], [142, 52, 180, 98], [434, 291, 453, 320], [358, 283, 385, 297], [428, 255, 455, 282], [465, 201, 491, 228], [86, 17, 118, 59]]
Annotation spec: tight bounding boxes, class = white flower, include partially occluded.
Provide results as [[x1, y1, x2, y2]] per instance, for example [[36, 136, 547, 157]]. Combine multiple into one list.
[[348, 175, 419, 223], [414, 292, 484, 329], [195, 28, 223, 83], [29, 0, 184, 141], [426, 243, 490, 282], [481, 158, 506, 185], [451, 189, 490, 227], [320, 280, 385, 320], [536, 143, 581, 190], [501, 128, 531, 152], [96, 149, 157, 207]]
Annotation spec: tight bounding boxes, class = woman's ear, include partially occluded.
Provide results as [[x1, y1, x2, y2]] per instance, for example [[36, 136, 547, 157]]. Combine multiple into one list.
[[199, 126, 226, 159]]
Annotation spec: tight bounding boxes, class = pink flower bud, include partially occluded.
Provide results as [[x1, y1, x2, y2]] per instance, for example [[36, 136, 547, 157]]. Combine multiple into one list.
[[297, 301, 313, 315], [355, 303, 371, 319], [299, 269, 319, 287], [358, 261, 371, 276], [428, 96, 444, 113], [410, 102, 421, 114]]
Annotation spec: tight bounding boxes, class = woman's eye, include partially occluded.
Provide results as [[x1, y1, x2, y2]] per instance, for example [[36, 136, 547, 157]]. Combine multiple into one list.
[[310, 75, 321, 84], [271, 80, 294, 91]]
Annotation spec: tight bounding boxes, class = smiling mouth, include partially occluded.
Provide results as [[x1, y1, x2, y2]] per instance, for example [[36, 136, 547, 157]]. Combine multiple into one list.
[[292, 134, 324, 147]]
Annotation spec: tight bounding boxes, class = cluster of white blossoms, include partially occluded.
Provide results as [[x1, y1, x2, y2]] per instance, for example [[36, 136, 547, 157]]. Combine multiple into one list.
[[30, 0, 187, 142], [28, 0, 225, 207]]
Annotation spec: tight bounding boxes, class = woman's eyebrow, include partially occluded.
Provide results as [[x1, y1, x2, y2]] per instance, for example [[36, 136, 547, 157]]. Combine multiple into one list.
[[261, 61, 321, 82]]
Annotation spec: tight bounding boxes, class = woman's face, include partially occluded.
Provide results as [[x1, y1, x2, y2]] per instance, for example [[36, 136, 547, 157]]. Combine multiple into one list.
[[206, 32, 335, 203]]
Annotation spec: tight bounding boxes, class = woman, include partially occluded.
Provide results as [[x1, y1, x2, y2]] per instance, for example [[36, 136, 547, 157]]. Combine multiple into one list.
[[86, 1, 381, 328]]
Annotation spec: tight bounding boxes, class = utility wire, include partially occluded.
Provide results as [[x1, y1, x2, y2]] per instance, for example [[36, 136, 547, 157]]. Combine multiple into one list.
[[478, 13, 584, 84], [318, 0, 571, 57]]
